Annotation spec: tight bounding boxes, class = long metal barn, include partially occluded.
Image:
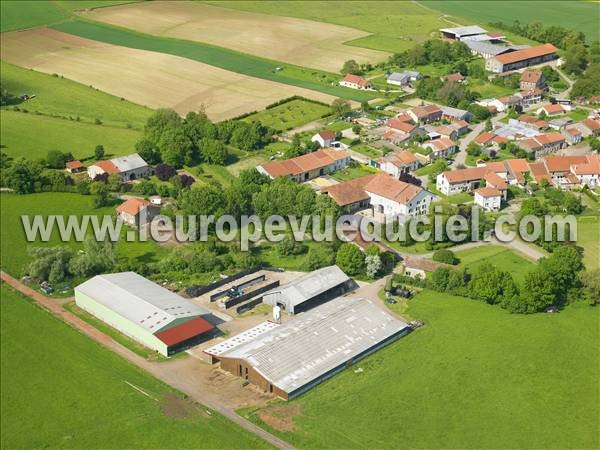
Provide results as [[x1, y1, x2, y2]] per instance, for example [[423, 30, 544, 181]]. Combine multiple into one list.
[[205, 297, 411, 399]]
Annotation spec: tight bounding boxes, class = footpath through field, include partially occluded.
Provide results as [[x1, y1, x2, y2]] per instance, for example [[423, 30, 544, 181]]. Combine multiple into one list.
[[0, 271, 297, 450]]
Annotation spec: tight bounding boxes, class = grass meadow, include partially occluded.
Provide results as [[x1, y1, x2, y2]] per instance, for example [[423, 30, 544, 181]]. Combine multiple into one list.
[[1, 62, 152, 129], [455, 244, 535, 284], [0, 110, 140, 161], [243, 289, 599, 449], [51, 20, 378, 102], [577, 215, 600, 270], [243, 99, 331, 132], [0, 284, 271, 449], [420, 1, 600, 42], [0, 193, 167, 279]]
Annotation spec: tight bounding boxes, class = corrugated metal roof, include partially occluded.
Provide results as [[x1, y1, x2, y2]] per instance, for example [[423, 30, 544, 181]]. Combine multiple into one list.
[[440, 25, 487, 36], [220, 297, 409, 394], [111, 153, 148, 172], [263, 265, 349, 309], [75, 272, 209, 332], [204, 321, 280, 357]]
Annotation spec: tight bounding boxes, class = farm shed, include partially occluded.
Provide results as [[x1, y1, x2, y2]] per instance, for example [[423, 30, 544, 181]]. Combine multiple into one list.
[[75, 272, 214, 356], [261, 265, 355, 314], [212, 297, 411, 399]]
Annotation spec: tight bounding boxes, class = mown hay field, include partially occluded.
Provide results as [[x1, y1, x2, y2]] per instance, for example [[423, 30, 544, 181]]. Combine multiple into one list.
[[83, 1, 389, 73], [0, 28, 339, 121], [242, 99, 331, 131]]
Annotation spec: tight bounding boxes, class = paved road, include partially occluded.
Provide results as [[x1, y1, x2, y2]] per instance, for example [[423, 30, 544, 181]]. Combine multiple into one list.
[[1, 271, 297, 450], [455, 112, 507, 167]]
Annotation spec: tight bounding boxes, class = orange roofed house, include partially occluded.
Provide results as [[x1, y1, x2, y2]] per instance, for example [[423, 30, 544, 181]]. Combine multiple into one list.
[[339, 74, 372, 90], [87, 153, 151, 181], [486, 43, 558, 73], [257, 149, 351, 182], [65, 160, 85, 174], [378, 150, 421, 178], [322, 172, 435, 220], [408, 105, 443, 124], [116, 197, 160, 227]]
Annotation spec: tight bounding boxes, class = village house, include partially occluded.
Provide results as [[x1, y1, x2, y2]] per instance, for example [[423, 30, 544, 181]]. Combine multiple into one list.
[[65, 160, 85, 174], [483, 171, 508, 200], [581, 118, 600, 136], [548, 117, 573, 131], [563, 127, 583, 145], [542, 155, 596, 189], [518, 88, 544, 107], [383, 129, 411, 145], [339, 74, 372, 90], [436, 166, 489, 195], [408, 105, 443, 124], [520, 70, 545, 91], [257, 148, 351, 182], [386, 117, 418, 136], [445, 72, 465, 83], [116, 198, 160, 227], [363, 173, 435, 221], [435, 125, 458, 141], [485, 43, 558, 73], [387, 71, 422, 86], [440, 106, 473, 122], [311, 130, 336, 148], [474, 186, 503, 211], [504, 158, 531, 186], [570, 158, 600, 188], [321, 174, 377, 213], [422, 137, 458, 160], [517, 114, 548, 131], [478, 96, 521, 113], [474, 131, 508, 147], [537, 104, 567, 116], [519, 132, 566, 157], [87, 153, 151, 181], [528, 161, 553, 185], [378, 150, 421, 178]]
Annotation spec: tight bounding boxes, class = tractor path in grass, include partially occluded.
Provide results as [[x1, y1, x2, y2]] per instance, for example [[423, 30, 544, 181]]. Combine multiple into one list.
[[0, 271, 297, 450]]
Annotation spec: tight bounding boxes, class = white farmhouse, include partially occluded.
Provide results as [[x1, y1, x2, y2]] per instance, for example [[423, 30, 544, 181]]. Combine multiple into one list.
[[474, 187, 502, 211], [311, 130, 336, 148]]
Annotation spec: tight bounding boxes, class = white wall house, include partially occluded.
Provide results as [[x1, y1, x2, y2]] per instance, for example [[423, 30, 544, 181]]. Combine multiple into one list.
[[311, 130, 336, 148], [474, 187, 502, 211]]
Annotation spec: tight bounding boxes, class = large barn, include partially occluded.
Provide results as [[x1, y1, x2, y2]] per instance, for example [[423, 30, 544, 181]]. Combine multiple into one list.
[[261, 265, 355, 314], [75, 272, 214, 356], [205, 297, 411, 399]]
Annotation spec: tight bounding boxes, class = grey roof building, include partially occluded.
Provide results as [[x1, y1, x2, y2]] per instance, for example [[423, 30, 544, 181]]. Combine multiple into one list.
[[387, 71, 422, 86], [262, 265, 355, 314], [464, 40, 531, 59], [440, 106, 473, 122], [440, 25, 488, 40], [75, 272, 213, 356], [213, 296, 411, 399]]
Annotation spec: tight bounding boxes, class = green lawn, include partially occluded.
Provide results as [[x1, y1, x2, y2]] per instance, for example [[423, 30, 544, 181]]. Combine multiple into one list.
[[568, 108, 590, 122], [255, 240, 324, 272], [331, 164, 379, 182], [455, 245, 535, 284], [0, 284, 271, 449], [242, 289, 599, 449], [0, 193, 167, 279], [350, 144, 382, 160], [242, 99, 331, 132], [577, 215, 600, 270], [1, 61, 152, 129], [0, 110, 141, 161], [469, 79, 515, 99], [421, 1, 600, 42], [51, 20, 378, 102]]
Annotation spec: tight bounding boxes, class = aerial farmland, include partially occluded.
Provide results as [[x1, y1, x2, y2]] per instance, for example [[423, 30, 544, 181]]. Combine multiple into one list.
[[1, 1, 599, 450]]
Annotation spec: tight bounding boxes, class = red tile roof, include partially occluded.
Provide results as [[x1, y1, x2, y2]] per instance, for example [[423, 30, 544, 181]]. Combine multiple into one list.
[[528, 162, 553, 184], [387, 118, 416, 133], [342, 74, 370, 87], [381, 150, 419, 167], [66, 160, 84, 169], [364, 172, 423, 204], [410, 104, 442, 119], [321, 174, 376, 206], [475, 186, 502, 198], [583, 118, 600, 131], [93, 160, 120, 174], [116, 198, 150, 216], [426, 137, 456, 152], [154, 316, 214, 346], [442, 166, 489, 183], [318, 130, 336, 140], [541, 104, 565, 115], [484, 172, 507, 190], [520, 70, 542, 83], [495, 43, 558, 65], [566, 127, 581, 136], [474, 132, 495, 145], [260, 149, 350, 178], [446, 72, 465, 82], [543, 155, 590, 172], [394, 114, 414, 123], [535, 132, 565, 145]]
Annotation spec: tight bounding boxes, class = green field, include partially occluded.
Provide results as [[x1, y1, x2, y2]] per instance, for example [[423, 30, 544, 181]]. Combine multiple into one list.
[[331, 163, 379, 182], [0, 0, 137, 32], [1, 110, 140, 161], [243, 289, 599, 449], [577, 215, 600, 270], [0, 193, 167, 278], [455, 244, 535, 284], [243, 99, 331, 132], [0, 284, 270, 449], [1, 62, 152, 129], [50, 20, 378, 102], [421, 1, 600, 42]]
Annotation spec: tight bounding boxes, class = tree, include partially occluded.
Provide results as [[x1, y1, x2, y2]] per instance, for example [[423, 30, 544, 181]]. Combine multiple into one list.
[[580, 269, 600, 305], [432, 249, 458, 265], [135, 138, 161, 165], [468, 264, 519, 305], [365, 254, 382, 279], [466, 142, 482, 157], [27, 247, 73, 284], [46, 150, 73, 169], [144, 108, 182, 144], [588, 136, 600, 152], [428, 267, 450, 291], [285, 133, 304, 158], [331, 98, 351, 117], [94, 145, 105, 160], [155, 163, 176, 181], [199, 138, 228, 165], [158, 126, 195, 168], [562, 44, 588, 75], [341, 59, 361, 75], [276, 235, 306, 256], [70, 236, 117, 277], [90, 182, 110, 208], [3, 159, 42, 194], [335, 243, 365, 276], [302, 246, 336, 271]]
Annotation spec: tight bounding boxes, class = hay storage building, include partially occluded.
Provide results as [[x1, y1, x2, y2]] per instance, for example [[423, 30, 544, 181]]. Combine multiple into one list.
[[75, 272, 214, 356], [262, 265, 355, 314], [206, 296, 411, 399]]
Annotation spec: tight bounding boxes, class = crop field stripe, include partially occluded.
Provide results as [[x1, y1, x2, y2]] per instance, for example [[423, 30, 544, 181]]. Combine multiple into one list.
[[51, 20, 377, 102]]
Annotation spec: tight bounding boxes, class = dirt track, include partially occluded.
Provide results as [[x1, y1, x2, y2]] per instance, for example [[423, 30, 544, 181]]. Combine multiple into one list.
[[0, 271, 297, 450]]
